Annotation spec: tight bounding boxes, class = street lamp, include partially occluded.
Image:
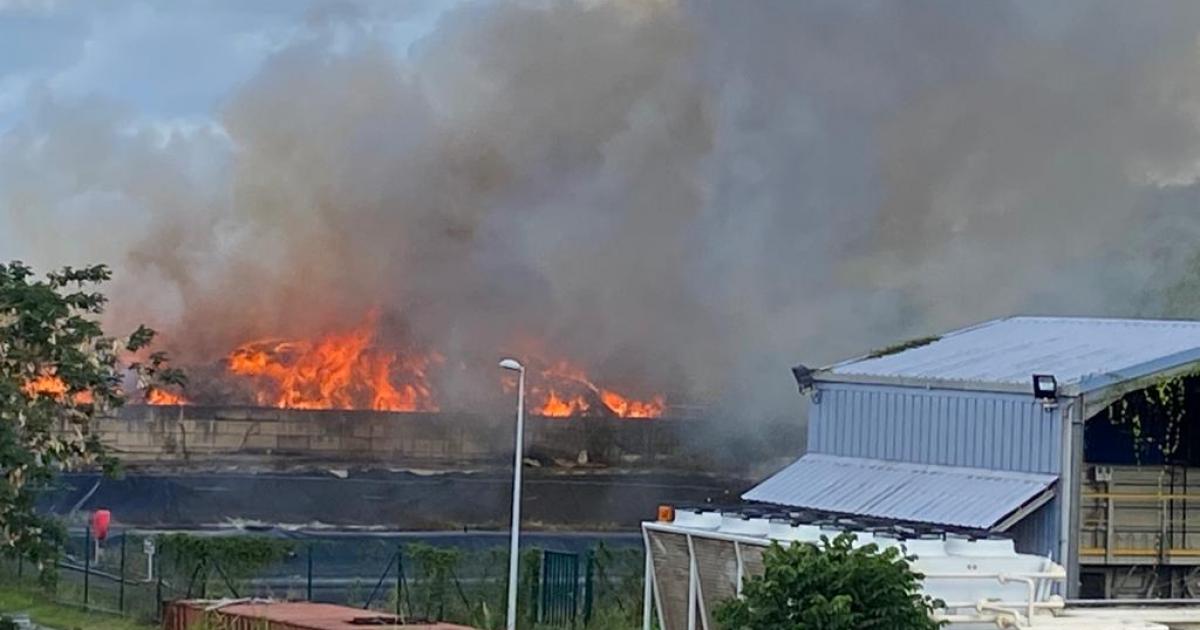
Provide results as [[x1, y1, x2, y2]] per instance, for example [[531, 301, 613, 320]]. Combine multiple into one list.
[[499, 358, 525, 630]]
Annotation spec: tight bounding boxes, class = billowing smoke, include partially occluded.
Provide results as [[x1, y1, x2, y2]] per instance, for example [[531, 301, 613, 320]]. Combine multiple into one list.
[[6, 0, 1200, 420]]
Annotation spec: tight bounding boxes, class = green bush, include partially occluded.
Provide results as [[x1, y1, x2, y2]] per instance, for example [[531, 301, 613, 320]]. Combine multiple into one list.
[[159, 534, 293, 598], [716, 533, 945, 630], [404, 542, 463, 620]]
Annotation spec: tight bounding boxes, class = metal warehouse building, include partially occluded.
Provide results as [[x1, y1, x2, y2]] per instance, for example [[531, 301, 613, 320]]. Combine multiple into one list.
[[748, 316, 1200, 598]]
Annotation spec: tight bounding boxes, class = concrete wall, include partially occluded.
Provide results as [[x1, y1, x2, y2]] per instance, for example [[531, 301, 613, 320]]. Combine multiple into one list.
[[93, 405, 687, 468]]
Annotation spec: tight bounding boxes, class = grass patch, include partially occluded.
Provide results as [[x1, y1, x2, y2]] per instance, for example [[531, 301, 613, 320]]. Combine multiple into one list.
[[0, 582, 156, 630]]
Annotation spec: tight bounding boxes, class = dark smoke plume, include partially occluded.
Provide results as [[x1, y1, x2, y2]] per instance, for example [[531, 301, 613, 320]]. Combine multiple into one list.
[[6, 0, 1200, 421]]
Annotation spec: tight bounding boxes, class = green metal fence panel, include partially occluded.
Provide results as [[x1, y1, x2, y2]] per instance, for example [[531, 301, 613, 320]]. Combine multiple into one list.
[[539, 550, 580, 626], [0, 535, 641, 629]]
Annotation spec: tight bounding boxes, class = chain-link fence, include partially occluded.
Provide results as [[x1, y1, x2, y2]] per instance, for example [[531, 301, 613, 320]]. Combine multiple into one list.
[[0, 529, 163, 623], [0, 531, 646, 630]]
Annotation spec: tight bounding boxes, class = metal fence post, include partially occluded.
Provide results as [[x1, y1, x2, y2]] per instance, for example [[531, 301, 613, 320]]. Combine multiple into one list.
[[363, 551, 397, 611], [527, 550, 540, 627], [537, 550, 547, 624], [571, 552, 579, 626], [83, 524, 91, 607], [119, 532, 127, 613], [199, 561, 208, 599], [395, 545, 402, 621], [398, 550, 411, 619], [583, 550, 594, 624], [155, 557, 164, 623], [212, 559, 240, 598], [307, 544, 313, 602]]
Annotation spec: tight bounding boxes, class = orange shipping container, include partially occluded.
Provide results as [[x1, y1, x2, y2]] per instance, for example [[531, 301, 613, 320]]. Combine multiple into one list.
[[162, 600, 477, 630]]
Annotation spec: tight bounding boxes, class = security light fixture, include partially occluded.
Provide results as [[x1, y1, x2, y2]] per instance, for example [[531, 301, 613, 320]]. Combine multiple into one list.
[[1032, 374, 1058, 401], [792, 364, 815, 393]]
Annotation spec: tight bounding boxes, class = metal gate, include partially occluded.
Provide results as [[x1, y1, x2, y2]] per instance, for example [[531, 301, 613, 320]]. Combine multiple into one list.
[[538, 550, 580, 626]]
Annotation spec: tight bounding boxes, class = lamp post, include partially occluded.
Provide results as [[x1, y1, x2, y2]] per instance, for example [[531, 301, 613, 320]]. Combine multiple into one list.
[[499, 358, 526, 630]]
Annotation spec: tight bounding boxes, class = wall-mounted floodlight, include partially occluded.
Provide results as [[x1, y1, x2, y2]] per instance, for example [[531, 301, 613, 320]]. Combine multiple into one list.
[[1032, 374, 1058, 401], [792, 365, 815, 393]]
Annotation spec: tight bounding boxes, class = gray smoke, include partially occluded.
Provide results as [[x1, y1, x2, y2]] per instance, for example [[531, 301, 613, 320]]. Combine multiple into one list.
[[6, 0, 1200, 419]]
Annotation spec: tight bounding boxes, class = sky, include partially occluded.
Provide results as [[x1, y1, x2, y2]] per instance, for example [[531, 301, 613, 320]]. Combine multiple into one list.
[[0, 1, 444, 125], [6, 0, 1200, 419], [0, 0, 449, 292]]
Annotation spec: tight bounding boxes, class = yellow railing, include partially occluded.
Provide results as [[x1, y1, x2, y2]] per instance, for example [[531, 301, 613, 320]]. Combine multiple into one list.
[[1080, 490, 1200, 562], [1083, 492, 1200, 501], [1081, 547, 1200, 557]]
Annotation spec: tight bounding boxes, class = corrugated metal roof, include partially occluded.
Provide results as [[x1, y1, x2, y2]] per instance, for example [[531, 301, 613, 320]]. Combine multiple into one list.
[[822, 316, 1200, 394], [742, 453, 1057, 529]]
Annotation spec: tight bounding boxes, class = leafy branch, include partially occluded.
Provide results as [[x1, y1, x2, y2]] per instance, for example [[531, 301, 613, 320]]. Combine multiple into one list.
[[0, 260, 185, 575]]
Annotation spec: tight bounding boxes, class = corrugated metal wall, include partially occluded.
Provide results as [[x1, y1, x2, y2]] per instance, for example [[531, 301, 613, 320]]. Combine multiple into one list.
[[1006, 501, 1059, 557], [807, 383, 1063, 561], [809, 384, 1062, 474]]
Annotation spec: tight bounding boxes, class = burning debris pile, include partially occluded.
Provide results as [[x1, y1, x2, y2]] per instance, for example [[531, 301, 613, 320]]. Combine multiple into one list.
[[523, 361, 666, 418], [154, 310, 669, 418], [226, 310, 442, 412]]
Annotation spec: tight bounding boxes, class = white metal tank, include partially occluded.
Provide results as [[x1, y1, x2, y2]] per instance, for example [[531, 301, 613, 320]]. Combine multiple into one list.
[[673, 507, 721, 530], [719, 512, 769, 537]]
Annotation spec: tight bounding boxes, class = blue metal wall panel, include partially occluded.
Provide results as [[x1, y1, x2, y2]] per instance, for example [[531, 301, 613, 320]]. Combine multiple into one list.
[[810, 383, 1062, 474], [1007, 501, 1060, 561]]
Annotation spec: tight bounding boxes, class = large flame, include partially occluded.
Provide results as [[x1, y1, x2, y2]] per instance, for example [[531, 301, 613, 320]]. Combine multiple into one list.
[[226, 311, 441, 412], [215, 312, 665, 417], [528, 360, 666, 418], [23, 374, 94, 404]]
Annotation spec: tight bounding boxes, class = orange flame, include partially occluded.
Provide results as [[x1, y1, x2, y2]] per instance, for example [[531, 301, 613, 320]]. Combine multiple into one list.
[[24, 374, 68, 397], [146, 388, 188, 405], [599, 389, 667, 419], [529, 360, 665, 418], [23, 374, 94, 404], [26, 373, 184, 406], [539, 389, 590, 417], [226, 310, 441, 412]]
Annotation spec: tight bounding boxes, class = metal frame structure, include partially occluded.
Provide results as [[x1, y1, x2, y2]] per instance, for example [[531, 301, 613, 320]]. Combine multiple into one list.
[[641, 522, 1068, 630]]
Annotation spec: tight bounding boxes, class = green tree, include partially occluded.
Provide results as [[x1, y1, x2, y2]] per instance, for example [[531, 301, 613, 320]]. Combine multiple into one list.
[[0, 261, 184, 573], [716, 533, 945, 630]]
